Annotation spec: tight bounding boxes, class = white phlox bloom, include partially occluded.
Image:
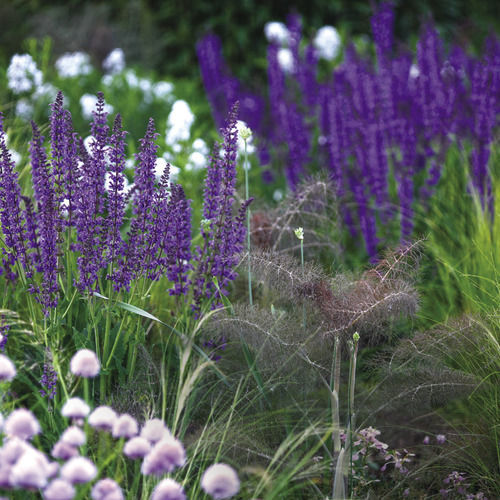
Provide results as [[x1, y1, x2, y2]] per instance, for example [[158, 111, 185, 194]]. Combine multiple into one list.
[[7, 54, 43, 94], [277, 48, 294, 73], [55, 52, 92, 79], [103, 48, 126, 74], [264, 22, 290, 45], [165, 100, 195, 146], [313, 26, 342, 60]]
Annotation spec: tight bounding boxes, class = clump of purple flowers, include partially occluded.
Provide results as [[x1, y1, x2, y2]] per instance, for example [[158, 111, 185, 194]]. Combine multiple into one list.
[[197, 4, 499, 259], [0, 92, 251, 315]]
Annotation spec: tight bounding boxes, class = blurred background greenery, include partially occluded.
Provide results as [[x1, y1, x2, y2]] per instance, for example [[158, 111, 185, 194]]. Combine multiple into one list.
[[2, 0, 499, 86]]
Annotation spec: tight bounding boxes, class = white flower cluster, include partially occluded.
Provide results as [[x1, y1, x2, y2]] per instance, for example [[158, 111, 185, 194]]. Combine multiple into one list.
[[102, 69, 174, 105], [102, 48, 126, 75], [165, 100, 195, 149], [7, 54, 43, 94], [55, 52, 92, 79], [313, 26, 342, 61]]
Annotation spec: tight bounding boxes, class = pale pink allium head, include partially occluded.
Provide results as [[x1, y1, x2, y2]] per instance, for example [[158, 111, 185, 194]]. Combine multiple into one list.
[[140, 436, 186, 476], [60, 456, 97, 484], [44, 478, 76, 500], [10, 446, 52, 490], [88, 406, 117, 432], [91, 478, 124, 500], [51, 440, 79, 461], [112, 414, 138, 439], [0, 354, 16, 381], [151, 478, 186, 500], [61, 398, 90, 420], [140, 418, 171, 444], [0, 437, 30, 464], [201, 463, 240, 499], [122, 437, 151, 459], [70, 349, 100, 378], [60, 426, 86, 447], [4, 409, 40, 440]]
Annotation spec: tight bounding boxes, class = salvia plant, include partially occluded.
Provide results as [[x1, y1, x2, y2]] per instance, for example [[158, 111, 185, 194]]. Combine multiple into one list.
[[197, 3, 500, 259]]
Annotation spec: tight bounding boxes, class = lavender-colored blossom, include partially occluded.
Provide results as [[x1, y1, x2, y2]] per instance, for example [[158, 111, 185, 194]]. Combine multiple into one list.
[[44, 478, 76, 500], [88, 406, 117, 431], [151, 478, 186, 500], [123, 436, 151, 459], [201, 463, 240, 499], [10, 446, 52, 489], [60, 457, 97, 484], [60, 426, 86, 447], [141, 436, 186, 476], [4, 409, 40, 440], [61, 397, 90, 420], [91, 478, 124, 500], [112, 414, 138, 439], [0, 353, 16, 381], [140, 418, 171, 444], [51, 440, 79, 461], [70, 348, 100, 377]]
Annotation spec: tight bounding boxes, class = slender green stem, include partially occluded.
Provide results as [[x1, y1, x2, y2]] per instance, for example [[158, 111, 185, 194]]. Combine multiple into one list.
[[300, 238, 305, 329], [244, 139, 253, 306]]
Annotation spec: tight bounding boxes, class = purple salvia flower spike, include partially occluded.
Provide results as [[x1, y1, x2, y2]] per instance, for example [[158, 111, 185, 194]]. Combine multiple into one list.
[[0, 113, 30, 280], [30, 121, 59, 312]]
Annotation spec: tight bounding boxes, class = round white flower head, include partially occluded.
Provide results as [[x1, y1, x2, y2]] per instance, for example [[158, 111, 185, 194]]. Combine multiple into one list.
[[91, 478, 124, 500], [70, 349, 100, 378], [60, 426, 86, 447], [313, 26, 342, 61], [15, 98, 34, 119], [61, 397, 90, 420], [102, 48, 125, 75], [185, 151, 206, 171], [140, 436, 186, 476], [153, 81, 174, 100], [277, 48, 294, 73], [192, 138, 209, 156], [112, 414, 138, 439], [201, 463, 240, 499], [55, 52, 92, 79], [44, 478, 76, 500], [0, 353, 16, 382], [60, 456, 97, 484], [123, 436, 151, 459], [151, 478, 186, 500], [165, 100, 195, 146], [4, 409, 40, 440], [10, 446, 52, 490], [140, 418, 171, 444], [409, 64, 420, 79], [7, 53, 43, 94], [51, 440, 79, 461], [88, 406, 117, 432], [264, 22, 290, 45]]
